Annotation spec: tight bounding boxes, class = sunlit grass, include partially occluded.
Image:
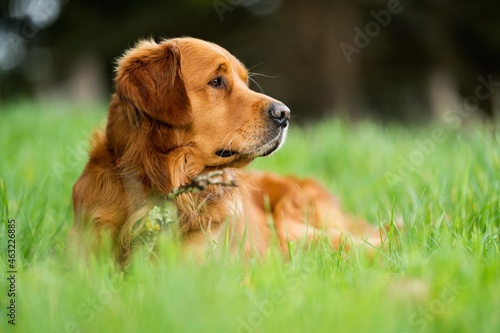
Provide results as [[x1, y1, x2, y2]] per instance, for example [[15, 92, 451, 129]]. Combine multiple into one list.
[[0, 102, 499, 333]]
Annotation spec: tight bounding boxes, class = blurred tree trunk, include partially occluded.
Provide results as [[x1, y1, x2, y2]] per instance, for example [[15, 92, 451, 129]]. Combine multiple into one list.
[[286, 0, 362, 120], [419, 1, 496, 120]]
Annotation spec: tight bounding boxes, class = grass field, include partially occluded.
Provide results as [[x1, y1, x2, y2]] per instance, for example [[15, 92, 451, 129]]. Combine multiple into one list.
[[1, 101, 499, 333]]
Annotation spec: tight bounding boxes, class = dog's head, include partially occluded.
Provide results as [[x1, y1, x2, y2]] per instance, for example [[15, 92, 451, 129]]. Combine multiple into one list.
[[113, 37, 290, 173]]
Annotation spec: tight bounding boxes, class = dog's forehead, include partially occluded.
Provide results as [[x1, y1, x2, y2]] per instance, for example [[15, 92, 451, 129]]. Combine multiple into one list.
[[176, 38, 248, 77]]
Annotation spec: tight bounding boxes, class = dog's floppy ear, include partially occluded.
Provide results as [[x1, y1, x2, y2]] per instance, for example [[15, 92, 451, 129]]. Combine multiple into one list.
[[115, 39, 191, 126]]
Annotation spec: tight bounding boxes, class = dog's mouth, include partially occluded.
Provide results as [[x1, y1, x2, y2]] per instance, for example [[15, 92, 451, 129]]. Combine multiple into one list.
[[215, 149, 239, 158], [254, 132, 285, 157], [214, 128, 287, 161]]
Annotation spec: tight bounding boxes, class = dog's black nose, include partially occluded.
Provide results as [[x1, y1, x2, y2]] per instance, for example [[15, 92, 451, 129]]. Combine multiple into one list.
[[268, 102, 291, 128]]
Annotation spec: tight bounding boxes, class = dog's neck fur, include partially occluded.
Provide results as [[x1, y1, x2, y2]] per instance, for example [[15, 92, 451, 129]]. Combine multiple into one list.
[[103, 99, 244, 261]]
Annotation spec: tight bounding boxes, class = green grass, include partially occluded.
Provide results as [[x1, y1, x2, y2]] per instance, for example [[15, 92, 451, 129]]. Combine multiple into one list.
[[1, 101, 499, 333]]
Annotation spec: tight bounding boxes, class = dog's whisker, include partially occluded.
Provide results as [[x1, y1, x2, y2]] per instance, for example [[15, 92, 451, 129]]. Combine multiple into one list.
[[249, 76, 264, 93], [210, 126, 242, 166], [247, 62, 264, 72], [218, 127, 242, 148], [216, 132, 243, 166], [234, 134, 254, 158], [248, 72, 281, 79]]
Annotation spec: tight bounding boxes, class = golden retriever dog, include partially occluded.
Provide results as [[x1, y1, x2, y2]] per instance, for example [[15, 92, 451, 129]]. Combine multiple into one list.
[[71, 37, 392, 264]]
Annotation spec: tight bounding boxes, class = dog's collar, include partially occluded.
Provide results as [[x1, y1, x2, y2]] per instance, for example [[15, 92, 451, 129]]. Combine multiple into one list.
[[132, 170, 238, 257], [116, 153, 236, 197], [165, 170, 237, 200]]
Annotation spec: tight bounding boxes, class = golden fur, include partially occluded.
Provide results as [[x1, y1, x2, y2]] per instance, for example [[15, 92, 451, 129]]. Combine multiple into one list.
[[70, 37, 391, 264]]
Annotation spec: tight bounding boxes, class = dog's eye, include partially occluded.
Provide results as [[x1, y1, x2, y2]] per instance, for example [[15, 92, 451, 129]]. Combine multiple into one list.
[[209, 77, 224, 88]]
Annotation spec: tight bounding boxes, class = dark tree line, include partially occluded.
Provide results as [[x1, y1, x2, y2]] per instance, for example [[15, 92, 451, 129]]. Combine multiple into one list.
[[1, 0, 500, 122]]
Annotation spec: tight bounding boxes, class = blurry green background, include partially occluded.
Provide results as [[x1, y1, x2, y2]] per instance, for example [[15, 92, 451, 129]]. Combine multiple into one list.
[[1, 2, 500, 333], [1, 0, 500, 122]]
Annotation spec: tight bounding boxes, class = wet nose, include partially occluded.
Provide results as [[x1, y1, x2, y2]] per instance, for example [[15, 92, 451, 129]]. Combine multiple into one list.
[[268, 102, 291, 128]]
